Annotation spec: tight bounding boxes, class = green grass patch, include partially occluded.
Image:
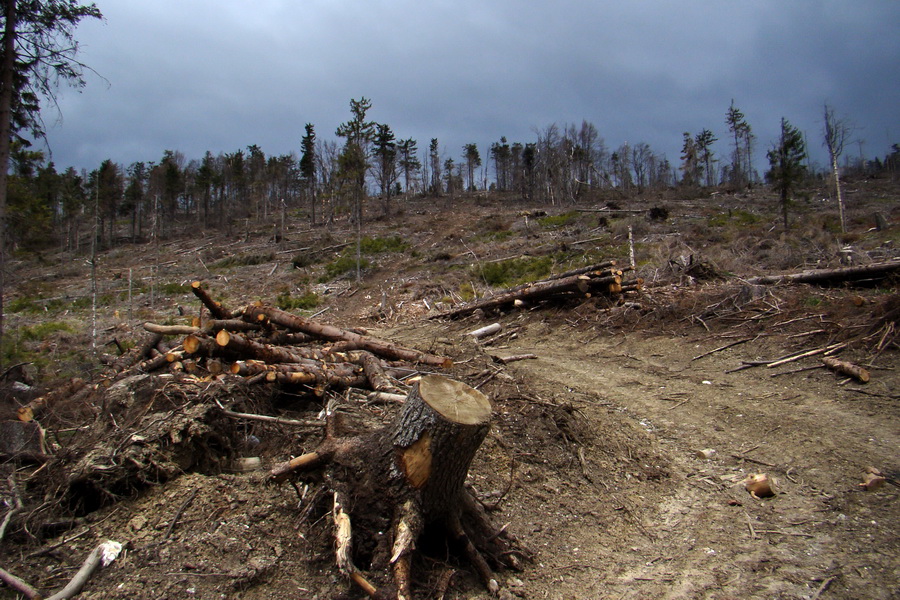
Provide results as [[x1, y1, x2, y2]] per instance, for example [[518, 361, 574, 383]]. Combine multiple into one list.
[[19, 321, 76, 341], [459, 282, 478, 301], [360, 235, 410, 254], [159, 282, 192, 295], [538, 211, 580, 229], [276, 289, 321, 311], [211, 252, 275, 269], [1, 321, 79, 370], [319, 254, 371, 282], [476, 255, 554, 287], [708, 209, 761, 227]]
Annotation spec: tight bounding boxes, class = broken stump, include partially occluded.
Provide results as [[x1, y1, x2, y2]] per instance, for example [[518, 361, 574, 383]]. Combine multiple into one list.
[[272, 374, 524, 599]]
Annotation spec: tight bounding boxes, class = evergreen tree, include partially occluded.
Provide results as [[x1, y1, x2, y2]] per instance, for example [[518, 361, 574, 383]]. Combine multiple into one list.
[[490, 137, 511, 191], [0, 0, 101, 363], [397, 138, 420, 196], [522, 143, 536, 201], [680, 132, 700, 186], [371, 123, 398, 215], [299, 123, 317, 224], [463, 143, 481, 191], [194, 153, 213, 229], [428, 138, 442, 195], [125, 161, 148, 239], [766, 118, 807, 229], [694, 129, 717, 187], [725, 100, 755, 187], [96, 158, 123, 246], [335, 97, 375, 224]]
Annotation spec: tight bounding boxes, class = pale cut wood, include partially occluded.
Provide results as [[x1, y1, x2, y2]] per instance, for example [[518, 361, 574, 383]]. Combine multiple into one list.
[[822, 356, 870, 382], [418, 374, 492, 426]]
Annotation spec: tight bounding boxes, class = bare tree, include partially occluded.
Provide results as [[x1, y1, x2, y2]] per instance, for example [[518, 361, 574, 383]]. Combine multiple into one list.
[[823, 103, 853, 233]]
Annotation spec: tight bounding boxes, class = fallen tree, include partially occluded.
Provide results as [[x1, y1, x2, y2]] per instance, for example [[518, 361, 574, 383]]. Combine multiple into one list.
[[432, 262, 640, 320], [743, 259, 900, 286]]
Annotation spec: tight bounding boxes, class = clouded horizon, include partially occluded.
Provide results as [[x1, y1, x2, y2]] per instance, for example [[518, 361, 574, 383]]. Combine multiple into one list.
[[40, 1, 900, 178]]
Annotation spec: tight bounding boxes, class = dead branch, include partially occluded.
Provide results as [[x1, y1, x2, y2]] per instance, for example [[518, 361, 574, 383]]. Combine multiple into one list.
[[0, 566, 41, 599], [242, 302, 452, 367], [822, 356, 870, 383], [221, 408, 324, 428], [45, 540, 122, 600]]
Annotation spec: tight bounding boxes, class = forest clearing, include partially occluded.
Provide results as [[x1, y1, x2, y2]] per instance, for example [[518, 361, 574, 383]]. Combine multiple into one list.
[[0, 177, 898, 600]]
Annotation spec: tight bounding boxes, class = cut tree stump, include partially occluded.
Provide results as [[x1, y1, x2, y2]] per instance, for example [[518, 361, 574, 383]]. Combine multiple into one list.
[[270, 374, 525, 599]]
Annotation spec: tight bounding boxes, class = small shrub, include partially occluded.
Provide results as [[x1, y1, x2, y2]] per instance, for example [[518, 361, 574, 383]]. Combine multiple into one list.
[[211, 252, 275, 269], [276, 290, 321, 311], [292, 253, 316, 269], [159, 282, 191, 295], [20, 321, 76, 341], [649, 206, 669, 221], [319, 254, 370, 282], [538, 211, 579, 229], [360, 235, 410, 254], [459, 282, 477, 301], [477, 256, 553, 287]]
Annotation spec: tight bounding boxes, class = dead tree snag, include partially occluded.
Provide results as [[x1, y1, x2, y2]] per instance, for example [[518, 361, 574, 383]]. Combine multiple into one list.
[[271, 374, 524, 599]]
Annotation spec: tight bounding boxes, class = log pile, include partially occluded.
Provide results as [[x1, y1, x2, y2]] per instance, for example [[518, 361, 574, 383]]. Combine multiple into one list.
[[433, 260, 642, 319], [133, 282, 452, 397]]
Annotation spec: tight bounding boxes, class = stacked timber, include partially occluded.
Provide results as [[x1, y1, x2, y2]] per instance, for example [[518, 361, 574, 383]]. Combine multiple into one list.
[[133, 283, 452, 397], [433, 260, 642, 320]]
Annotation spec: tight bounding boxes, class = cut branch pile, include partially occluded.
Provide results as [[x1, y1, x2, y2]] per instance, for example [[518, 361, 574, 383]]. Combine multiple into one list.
[[133, 282, 452, 398], [433, 260, 642, 320]]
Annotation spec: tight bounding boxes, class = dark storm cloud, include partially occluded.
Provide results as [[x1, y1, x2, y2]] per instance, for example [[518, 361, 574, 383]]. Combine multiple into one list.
[[43, 0, 899, 174]]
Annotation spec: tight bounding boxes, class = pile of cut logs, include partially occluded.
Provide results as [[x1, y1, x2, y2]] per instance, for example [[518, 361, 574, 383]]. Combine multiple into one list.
[[135, 282, 451, 397], [433, 260, 641, 319]]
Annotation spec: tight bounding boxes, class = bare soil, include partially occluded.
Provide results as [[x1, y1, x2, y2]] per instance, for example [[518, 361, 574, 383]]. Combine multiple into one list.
[[1, 181, 898, 599]]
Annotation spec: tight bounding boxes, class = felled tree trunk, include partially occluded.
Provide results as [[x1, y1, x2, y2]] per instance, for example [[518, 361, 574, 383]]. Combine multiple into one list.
[[744, 260, 900, 286], [271, 375, 523, 599], [433, 268, 625, 320]]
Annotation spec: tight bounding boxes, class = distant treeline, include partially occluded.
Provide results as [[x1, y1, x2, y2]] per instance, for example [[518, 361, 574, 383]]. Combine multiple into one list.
[[6, 98, 899, 252]]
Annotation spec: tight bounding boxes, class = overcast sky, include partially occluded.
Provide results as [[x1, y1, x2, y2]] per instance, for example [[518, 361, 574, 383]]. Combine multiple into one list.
[[41, 0, 899, 178]]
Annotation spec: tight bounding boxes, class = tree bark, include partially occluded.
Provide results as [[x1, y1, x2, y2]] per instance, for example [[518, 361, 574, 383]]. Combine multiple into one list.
[[191, 281, 235, 319], [744, 260, 900, 286], [270, 374, 521, 598], [434, 270, 622, 319], [822, 356, 870, 383], [0, 2, 17, 369]]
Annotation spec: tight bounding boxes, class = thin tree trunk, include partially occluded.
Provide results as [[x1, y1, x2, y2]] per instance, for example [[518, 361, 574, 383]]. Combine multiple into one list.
[[831, 154, 845, 233], [0, 2, 17, 369]]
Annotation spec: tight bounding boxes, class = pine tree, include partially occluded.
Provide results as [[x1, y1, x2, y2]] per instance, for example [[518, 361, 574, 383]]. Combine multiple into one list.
[[725, 100, 755, 187], [299, 123, 317, 224], [397, 138, 420, 196], [463, 143, 481, 191], [680, 132, 700, 186], [694, 129, 718, 187], [371, 123, 398, 215], [766, 118, 807, 229], [429, 138, 442, 196], [0, 0, 101, 364], [335, 97, 375, 224]]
